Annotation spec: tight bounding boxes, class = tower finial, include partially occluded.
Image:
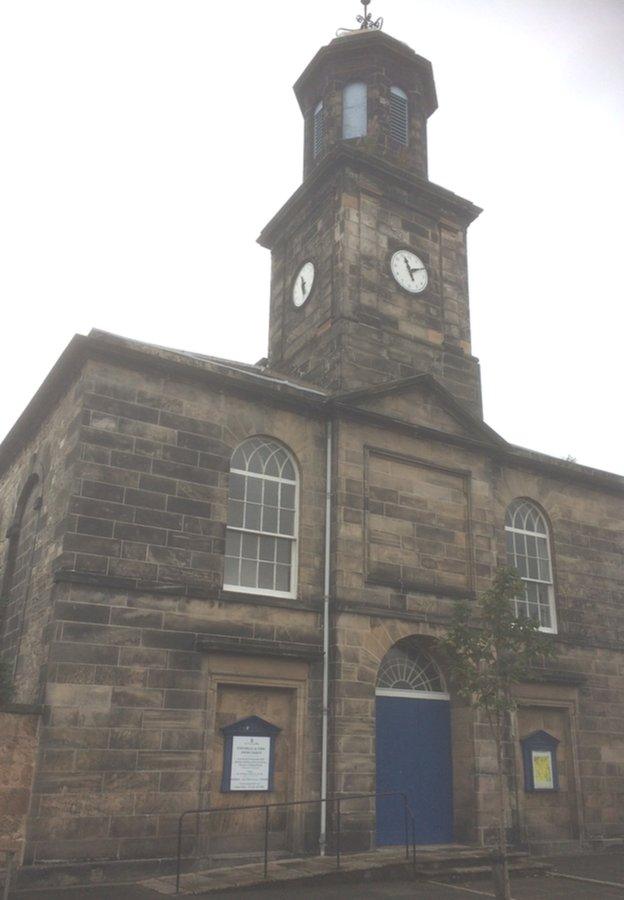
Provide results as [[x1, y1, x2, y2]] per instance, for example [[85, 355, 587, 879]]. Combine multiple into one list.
[[357, 0, 383, 30], [336, 0, 383, 37]]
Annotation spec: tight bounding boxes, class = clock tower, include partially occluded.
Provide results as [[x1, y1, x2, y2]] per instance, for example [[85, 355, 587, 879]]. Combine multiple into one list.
[[258, 21, 484, 417]]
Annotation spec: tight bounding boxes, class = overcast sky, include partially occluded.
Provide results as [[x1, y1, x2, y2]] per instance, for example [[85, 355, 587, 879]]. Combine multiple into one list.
[[1, 0, 623, 475]]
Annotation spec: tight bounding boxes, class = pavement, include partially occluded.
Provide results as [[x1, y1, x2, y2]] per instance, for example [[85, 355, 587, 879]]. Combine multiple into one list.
[[8, 853, 624, 899]]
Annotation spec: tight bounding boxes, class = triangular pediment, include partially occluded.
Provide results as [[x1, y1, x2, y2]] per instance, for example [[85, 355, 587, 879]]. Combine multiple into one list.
[[221, 715, 281, 737], [333, 374, 505, 447]]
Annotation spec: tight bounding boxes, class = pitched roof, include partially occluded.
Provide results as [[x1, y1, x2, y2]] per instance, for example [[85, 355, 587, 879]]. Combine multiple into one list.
[[1, 328, 623, 494]]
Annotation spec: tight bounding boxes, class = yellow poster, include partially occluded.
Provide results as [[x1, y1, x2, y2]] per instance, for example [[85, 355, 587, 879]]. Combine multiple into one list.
[[532, 750, 554, 789]]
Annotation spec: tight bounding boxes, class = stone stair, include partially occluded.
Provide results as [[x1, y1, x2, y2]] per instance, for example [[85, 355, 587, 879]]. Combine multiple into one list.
[[143, 845, 549, 895]]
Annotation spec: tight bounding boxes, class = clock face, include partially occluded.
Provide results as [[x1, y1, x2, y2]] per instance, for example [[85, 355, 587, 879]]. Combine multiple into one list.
[[390, 249, 428, 294], [292, 261, 315, 308]]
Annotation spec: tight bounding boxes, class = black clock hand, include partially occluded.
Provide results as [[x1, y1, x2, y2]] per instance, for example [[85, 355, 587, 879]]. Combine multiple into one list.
[[403, 256, 414, 281], [409, 266, 425, 274], [300, 276, 307, 294]]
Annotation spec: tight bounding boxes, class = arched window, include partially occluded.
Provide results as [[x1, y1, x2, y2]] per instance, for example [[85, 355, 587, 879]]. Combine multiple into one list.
[[312, 100, 324, 158], [1, 474, 40, 608], [390, 86, 409, 146], [505, 499, 557, 633], [224, 437, 298, 597], [376, 639, 448, 698], [1, 473, 42, 694], [342, 82, 367, 139]]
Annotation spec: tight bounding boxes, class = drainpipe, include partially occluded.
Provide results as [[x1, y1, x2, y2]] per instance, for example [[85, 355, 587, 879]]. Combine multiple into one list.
[[319, 418, 333, 856]]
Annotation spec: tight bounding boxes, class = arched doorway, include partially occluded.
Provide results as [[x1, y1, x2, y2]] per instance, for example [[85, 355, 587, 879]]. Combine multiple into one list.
[[375, 638, 453, 845]]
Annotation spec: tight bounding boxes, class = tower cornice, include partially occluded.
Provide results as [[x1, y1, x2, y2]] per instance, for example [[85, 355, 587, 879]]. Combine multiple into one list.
[[257, 143, 482, 250]]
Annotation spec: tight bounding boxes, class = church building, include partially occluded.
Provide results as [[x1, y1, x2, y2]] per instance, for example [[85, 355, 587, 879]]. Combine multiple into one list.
[[1, 10, 624, 888]]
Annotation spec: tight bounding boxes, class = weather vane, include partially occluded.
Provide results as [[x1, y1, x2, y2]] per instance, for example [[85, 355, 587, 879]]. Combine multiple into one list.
[[357, 0, 383, 30], [337, 0, 383, 36]]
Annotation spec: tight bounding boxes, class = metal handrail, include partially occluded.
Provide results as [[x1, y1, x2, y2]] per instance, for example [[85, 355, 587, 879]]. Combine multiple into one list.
[[175, 790, 417, 893]]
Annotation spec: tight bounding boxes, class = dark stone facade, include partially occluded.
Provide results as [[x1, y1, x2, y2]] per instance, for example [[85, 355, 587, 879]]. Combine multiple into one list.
[[1, 25, 623, 887], [261, 148, 483, 415]]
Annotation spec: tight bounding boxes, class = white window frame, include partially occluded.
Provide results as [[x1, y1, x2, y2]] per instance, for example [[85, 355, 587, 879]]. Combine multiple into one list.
[[223, 439, 299, 600], [342, 81, 367, 140], [505, 500, 558, 634], [375, 687, 450, 701]]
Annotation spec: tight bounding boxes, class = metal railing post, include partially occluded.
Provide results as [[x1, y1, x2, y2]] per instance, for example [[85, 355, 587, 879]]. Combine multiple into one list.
[[175, 813, 185, 894], [336, 797, 341, 869], [172, 789, 419, 888], [403, 794, 409, 860], [264, 805, 269, 879]]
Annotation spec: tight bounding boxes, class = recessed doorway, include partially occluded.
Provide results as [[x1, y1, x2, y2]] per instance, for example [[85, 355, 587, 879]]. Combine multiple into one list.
[[375, 639, 453, 845]]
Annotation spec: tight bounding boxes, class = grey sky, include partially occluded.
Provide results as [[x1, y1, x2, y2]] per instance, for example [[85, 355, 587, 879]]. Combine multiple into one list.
[[1, 0, 623, 473]]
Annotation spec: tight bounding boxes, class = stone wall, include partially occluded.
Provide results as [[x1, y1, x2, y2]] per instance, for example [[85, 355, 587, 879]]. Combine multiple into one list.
[[1, 338, 623, 874], [0, 708, 40, 863], [329, 406, 624, 846], [28, 582, 323, 869], [0, 377, 83, 704], [22, 357, 327, 870], [267, 170, 340, 391], [54, 359, 327, 600], [265, 159, 483, 416]]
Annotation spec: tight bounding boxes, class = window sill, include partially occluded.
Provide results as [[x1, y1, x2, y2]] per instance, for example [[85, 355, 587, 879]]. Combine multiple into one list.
[[222, 584, 297, 601]]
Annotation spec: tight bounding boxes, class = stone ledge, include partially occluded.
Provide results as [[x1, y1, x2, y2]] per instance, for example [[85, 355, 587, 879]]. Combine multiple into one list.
[[15, 856, 177, 891], [53, 568, 221, 599], [195, 634, 323, 660], [336, 600, 451, 625], [52, 570, 322, 614], [525, 670, 587, 687], [365, 574, 477, 602], [0, 703, 43, 716]]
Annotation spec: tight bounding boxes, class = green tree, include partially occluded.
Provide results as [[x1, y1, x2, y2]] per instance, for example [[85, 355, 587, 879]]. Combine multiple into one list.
[[440, 567, 557, 900]]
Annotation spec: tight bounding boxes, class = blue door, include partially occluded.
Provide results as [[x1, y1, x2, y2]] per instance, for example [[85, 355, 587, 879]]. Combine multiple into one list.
[[375, 695, 453, 845]]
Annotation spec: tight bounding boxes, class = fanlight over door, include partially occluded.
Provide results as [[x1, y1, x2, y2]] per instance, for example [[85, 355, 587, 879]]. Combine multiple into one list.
[[376, 639, 448, 699]]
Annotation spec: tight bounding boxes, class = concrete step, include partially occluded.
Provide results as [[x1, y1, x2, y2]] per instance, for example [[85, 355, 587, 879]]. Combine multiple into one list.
[[432, 860, 550, 880]]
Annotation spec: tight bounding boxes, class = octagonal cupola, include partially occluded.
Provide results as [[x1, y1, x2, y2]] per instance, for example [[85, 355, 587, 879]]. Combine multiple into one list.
[[294, 27, 437, 180]]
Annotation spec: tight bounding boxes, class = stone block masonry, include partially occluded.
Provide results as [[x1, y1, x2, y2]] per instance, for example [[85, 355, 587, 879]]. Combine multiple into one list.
[[14, 356, 327, 869], [0, 708, 40, 863], [52, 358, 324, 604]]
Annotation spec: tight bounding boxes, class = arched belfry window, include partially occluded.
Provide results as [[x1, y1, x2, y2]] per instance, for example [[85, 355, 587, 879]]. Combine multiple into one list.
[[342, 82, 367, 139], [505, 499, 557, 633], [376, 639, 448, 698], [312, 101, 324, 158], [390, 86, 409, 146], [224, 437, 298, 597]]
